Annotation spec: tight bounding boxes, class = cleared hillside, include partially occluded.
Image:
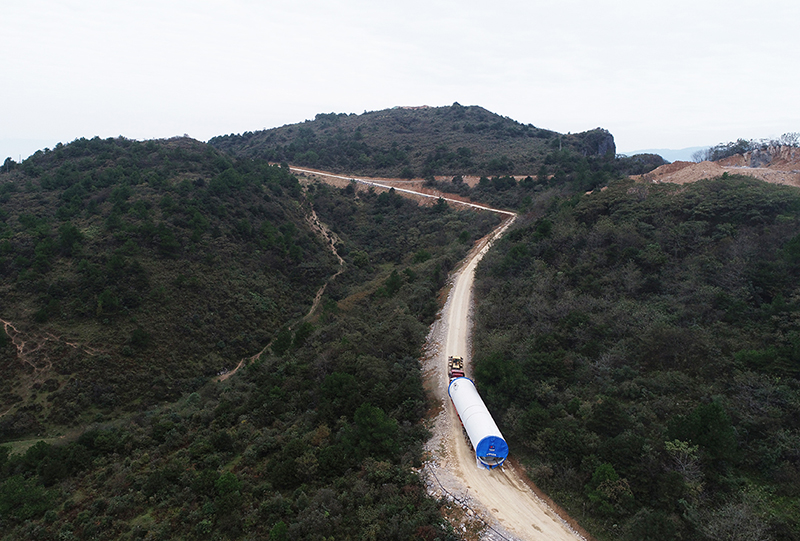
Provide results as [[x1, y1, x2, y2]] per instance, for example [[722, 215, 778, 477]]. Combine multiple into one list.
[[637, 145, 800, 186]]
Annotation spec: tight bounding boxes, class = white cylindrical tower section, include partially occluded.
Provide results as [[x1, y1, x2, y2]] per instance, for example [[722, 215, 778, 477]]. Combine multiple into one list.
[[448, 377, 509, 468]]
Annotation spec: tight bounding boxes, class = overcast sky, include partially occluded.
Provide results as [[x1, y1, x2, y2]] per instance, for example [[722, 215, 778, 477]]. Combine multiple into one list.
[[3, 0, 799, 161]]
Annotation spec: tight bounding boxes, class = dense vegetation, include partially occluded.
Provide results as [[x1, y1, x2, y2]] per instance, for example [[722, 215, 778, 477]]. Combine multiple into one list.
[[6, 108, 796, 540], [0, 136, 501, 540], [472, 175, 800, 540], [419, 147, 622, 212], [0, 136, 338, 439], [209, 104, 618, 178]]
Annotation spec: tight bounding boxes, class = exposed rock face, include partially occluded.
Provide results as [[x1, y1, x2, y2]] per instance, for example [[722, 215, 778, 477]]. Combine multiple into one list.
[[596, 130, 616, 156], [571, 128, 616, 157], [718, 145, 800, 170], [748, 146, 800, 168], [750, 148, 774, 168]]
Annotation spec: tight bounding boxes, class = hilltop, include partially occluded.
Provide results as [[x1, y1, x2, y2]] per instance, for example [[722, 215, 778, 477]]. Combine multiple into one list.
[[209, 103, 617, 178]]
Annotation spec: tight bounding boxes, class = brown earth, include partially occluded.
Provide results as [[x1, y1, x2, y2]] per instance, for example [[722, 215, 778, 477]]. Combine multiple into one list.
[[635, 146, 800, 186]]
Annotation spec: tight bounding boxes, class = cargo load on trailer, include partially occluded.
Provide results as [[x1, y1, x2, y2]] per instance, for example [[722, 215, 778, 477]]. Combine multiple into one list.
[[446, 356, 508, 469]]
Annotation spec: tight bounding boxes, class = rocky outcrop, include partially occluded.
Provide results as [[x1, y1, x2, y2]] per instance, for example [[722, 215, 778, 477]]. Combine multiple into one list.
[[717, 145, 800, 170], [570, 128, 616, 157], [750, 148, 775, 168], [595, 130, 616, 156]]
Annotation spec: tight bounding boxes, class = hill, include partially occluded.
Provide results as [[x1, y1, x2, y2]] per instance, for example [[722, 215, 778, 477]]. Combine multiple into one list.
[[472, 175, 800, 539], [0, 136, 341, 439], [0, 136, 502, 539], [5, 120, 798, 540], [209, 103, 617, 178]]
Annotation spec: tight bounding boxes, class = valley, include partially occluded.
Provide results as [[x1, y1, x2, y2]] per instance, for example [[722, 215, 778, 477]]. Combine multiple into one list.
[[1, 113, 799, 540]]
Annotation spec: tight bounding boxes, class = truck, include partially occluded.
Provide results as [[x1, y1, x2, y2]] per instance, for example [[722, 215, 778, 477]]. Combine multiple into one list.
[[448, 356, 465, 380], [446, 355, 508, 469]]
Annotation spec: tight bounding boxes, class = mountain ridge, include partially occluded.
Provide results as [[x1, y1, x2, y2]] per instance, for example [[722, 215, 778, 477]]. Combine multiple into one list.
[[209, 103, 616, 178]]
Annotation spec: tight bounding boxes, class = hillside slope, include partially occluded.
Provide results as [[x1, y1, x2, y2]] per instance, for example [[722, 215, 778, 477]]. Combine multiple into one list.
[[0, 136, 338, 439], [0, 140, 503, 540], [209, 104, 616, 178], [472, 175, 800, 540]]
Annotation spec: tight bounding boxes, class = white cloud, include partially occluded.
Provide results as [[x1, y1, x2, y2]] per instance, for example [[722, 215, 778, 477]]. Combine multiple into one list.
[[3, 0, 799, 159]]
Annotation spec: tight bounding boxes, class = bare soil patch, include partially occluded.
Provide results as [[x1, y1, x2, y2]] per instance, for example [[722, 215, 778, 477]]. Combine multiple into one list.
[[635, 147, 800, 187]]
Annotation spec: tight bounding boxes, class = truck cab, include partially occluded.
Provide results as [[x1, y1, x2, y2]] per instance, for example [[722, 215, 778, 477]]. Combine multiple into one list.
[[448, 356, 465, 379]]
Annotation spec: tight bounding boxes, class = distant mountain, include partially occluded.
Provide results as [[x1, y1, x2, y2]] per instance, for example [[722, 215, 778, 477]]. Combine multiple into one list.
[[620, 146, 708, 163], [209, 104, 616, 178]]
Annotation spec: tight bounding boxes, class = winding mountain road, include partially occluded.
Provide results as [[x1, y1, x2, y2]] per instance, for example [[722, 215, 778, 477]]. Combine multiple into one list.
[[427, 220, 584, 541], [290, 166, 584, 541]]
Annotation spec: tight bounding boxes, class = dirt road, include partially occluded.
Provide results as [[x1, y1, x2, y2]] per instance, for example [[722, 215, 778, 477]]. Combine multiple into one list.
[[289, 166, 516, 217], [289, 165, 583, 540], [423, 219, 584, 541]]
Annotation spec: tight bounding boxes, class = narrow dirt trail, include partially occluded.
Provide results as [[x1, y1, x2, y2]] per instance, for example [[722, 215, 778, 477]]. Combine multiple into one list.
[[1, 318, 102, 380], [217, 199, 344, 382], [1, 318, 106, 420], [303, 206, 345, 318]]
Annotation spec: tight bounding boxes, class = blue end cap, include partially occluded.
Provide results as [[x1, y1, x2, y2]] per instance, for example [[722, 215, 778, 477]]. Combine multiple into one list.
[[476, 435, 509, 467]]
